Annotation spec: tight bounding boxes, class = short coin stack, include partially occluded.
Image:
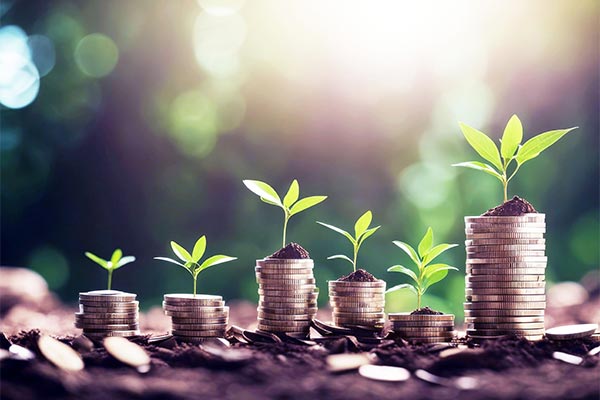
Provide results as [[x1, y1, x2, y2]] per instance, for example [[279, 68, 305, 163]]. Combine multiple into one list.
[[75, 290, 140, 339], [255, 258, 318, 338], [388, 313, 455, 343], [163, 294, 228, 343], [328, 280, 386, 329], [464, 214, 546, 340]]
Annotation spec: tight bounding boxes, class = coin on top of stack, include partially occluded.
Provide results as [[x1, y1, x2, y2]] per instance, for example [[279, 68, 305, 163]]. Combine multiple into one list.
[[256, 258, 317, 338], [76, 290, 140, 339], [464, 213, 546, 341], [163, 294, 228, 343], [329, 277, 386, 329], [388, 313, 455, 344]]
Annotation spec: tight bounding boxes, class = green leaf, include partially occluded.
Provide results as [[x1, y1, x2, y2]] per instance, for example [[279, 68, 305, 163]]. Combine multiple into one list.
[[423, 263, 458, 280], [327, 254, 354, 265], [392, 240, 420, 266], [317, 221, 356, 244], [387, 265, 419, 285], [289, 196, 327, 216], [192, 236, 207, 263], [501, 114, 523, 161], [171, 241, 193, 263], [422, 243, 458, 266], [85, 252, 108, 269], [196, 255, 237, 274], [243, 180, 282, 206], [459, 122, 503, 171], [283, 179, 299, 208], [515, 127, 578, 165], [386, 283, 418, 295], [110, 249, 122, 268], [354, 211, 372, 239], [358, 226, 380, 245], [417, 227, 433, 258], [154, 256, 189, 269], [452, 161, 503, 182], [423, 269, 449, 290], [115, 256, 135, 269]]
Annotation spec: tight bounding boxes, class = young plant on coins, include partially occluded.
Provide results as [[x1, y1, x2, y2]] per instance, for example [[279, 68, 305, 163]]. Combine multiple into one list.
[[244, 179, 325, 338], [318, 211, 386, 330], [386, 227, 458, 344], [452, 115, 576, 341], [78, 249, 140, 339], [154, 236, 236, 342]]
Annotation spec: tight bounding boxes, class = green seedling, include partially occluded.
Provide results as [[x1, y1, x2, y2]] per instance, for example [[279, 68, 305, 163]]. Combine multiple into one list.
[[387, 227, 457, 309], [453, 115, 577, 202], [243, 179, 327, 248], [317, 210, 380, 273], [85, 249, 136, 290], [154, 236, 236, 296]]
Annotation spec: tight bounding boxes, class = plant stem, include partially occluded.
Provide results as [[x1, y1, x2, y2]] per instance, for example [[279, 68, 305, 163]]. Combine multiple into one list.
[[417, 291, 421, 309], [107, 270, 113, 290], [503, 180, 508, 203], [282, 212, 289, 248], [352, 245, 358, 272], [193, 277, 197, 297]]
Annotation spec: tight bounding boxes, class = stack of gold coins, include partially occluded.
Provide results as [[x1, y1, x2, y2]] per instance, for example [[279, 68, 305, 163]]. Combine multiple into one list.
[[328, 280, 386, 329], [464, 214, 546, 340], [163, 294, 228, 343], [255, 258, 318, 338], [75, 290, 140, 339], [388, 313, 455, 343]]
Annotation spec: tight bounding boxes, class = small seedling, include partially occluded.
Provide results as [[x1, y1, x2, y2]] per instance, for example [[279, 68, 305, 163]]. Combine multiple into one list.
[[243, 179, 327, 248], [317, 210, 380, 273], [453, 115, 577, 202], [387, 227, 457, 309], [154, 236, 236, 296], [85, 249, 135, 290]]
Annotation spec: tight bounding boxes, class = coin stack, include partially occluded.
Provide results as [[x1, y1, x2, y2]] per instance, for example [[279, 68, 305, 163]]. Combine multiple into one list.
[[163, 294, 228, 343], [255, 258, 318, 338], [328, 280, 386, 329], [75, 290, 140, 339], [464, 214, 546, 340], [388, 313, 455, 343]]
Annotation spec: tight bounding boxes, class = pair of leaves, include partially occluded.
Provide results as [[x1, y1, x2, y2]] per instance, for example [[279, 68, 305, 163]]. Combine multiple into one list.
[[154, 236, 236, 278], [243, 179, 327, 217], [317, 210, 380, 268], [85, 249, 136, 271], [454, 114, 577, 181], [387, 227, 458, 296]]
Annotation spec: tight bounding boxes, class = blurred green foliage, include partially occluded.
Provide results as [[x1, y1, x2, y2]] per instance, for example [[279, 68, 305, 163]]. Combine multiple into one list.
[[1, 0, 598, 322]]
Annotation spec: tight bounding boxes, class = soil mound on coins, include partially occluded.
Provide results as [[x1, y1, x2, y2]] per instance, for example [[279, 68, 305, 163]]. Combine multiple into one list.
[[338, 269, 377, 282], [269, 243, 310, 259], [483, 196, 537, 216], [410, 307, 443, 315]]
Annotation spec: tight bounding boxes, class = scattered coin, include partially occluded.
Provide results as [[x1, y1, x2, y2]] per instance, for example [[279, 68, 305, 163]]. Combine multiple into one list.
[[38, 335, 84, 372], [588, 346, 600, 356], [104, 337, 151, 373], [545, 324, 598, 340], [326, 352, 372, 372], [552, 351, 583, 365], [358, 365, 410, 382]]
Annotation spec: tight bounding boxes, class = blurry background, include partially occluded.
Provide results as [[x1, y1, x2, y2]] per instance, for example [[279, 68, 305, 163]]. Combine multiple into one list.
[[1, 0, 598, 320]]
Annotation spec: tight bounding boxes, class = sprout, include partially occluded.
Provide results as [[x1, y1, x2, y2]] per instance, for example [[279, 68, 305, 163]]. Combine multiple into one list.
[[387, 227, 458, 309], [317, 210, 380, 272], [85, 249, 135, 290], [243, 179, 327, 248], [453, 115, 577, 202], [154, 236, 236, 296]]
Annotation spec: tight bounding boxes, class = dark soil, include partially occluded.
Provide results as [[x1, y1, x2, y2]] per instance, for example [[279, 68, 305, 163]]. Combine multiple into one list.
[[411, 307, 443, 315], [338, 269, 377, 282], [269, 243, 310, 259], [483, 196, 538, 216]]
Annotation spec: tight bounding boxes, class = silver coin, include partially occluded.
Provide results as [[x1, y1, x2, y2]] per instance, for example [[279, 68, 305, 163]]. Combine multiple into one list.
[[171, 323, 227, 331], [330, 301, 385, 309], [391, 320, 455, 327], [328, 281, 386, 288], [260, 294, 318, 301], [171, 329, 226, 337], [258, 307, 317, 315], [466, 232, 544, 239], [103, 337, 150, 370], [80, 304, 139, 312], [80, 290, 136, 302], [171, 317, 228, 324], [328, 290, 385, 298], [465, 239, 546, 246], [464, 215, 545, 223], [545, 324, 598, 340], [466, 295, 546, 303], [466, 328, 545, 336], [468, 322, 545, 330], [464, 301, 546, 310], [165, 310, 228, 318], [77, 323, 140, 330], [393, 327, 454, 334], [163, 294, 223, 305], [83, 330, 141, 337], [333, 312, 385, 319], [256, 258, 314, 266], [358, 365, 410, 382], [257, 312, 312, 321], [163, 303, 227, 311], [333, 316, 386, 324], [465, 316, 544, 323], [466, 281, 546, 289], [256, 319, 312, 328], [256, 324, 310, 333], [255, 265, 314, 272], [258, 288, 317, 295], [75, 317, 137, 326], [465, 221, 546, 228], [387, 313, 454, 321], [464, 309, 545, 317], [467, 268, 546, 275], [38, 336, 84, 372], [466, 274, 545, 282], [256, 279, 316, 286], [466, 288, 545, 295], [74, 311, 139, 319]]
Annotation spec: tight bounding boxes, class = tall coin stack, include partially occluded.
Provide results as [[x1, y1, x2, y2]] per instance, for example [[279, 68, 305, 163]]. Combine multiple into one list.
[[75, 290, 140, 339], [328, 280, 386, 329], [464, 214, 546, 340], [388, 313, 455, 343], [255, 258, 318, 338], [163, 294, 228, 343]]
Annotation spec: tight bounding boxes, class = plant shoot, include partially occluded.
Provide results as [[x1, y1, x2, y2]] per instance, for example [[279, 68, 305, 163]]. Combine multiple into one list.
[[85, 249, 136, 290]]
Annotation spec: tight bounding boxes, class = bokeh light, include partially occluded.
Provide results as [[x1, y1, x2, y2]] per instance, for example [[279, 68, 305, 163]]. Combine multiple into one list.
[[197, 0, 245, 16], [74, 33, 119, 78], [27, 34, 55, 77], [27, 246, 69, 291]]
